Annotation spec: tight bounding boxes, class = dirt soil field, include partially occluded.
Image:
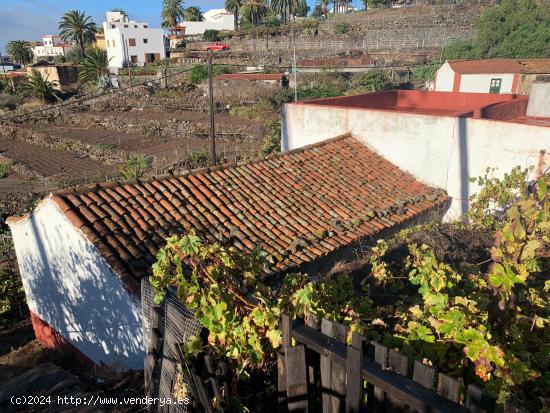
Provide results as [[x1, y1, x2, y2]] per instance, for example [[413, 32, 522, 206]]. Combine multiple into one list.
[[0, 139, 116, 179], [0, 318, 145, 412]]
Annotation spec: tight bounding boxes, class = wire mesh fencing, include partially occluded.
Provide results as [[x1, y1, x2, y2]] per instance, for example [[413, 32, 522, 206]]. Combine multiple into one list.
[[142, 278, 201, 413]]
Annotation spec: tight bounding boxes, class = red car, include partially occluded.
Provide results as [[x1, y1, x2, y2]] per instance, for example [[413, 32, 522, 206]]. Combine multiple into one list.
[[203, 42, 230, 52]]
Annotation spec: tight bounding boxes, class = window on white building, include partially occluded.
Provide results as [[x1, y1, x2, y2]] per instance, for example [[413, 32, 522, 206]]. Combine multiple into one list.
[[111, 24, 115, 29], [143, 38, 148, 44], [128, 38, 136, 47], [143, 25, 148, 28], [130, 55, 138, 64], [489, 78, 502, 94]]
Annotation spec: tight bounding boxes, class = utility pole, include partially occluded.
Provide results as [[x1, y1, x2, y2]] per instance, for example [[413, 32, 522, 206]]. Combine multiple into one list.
[[292, 16, 298, 102], [207, 54, 216, 166]]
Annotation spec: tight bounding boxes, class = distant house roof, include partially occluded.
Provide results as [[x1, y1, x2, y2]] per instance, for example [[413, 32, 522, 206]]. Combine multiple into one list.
[[35, 135, 447, 293], [4, 71, 26, 79], [215, 73, 285, 81], [448, 59, 550, 75]]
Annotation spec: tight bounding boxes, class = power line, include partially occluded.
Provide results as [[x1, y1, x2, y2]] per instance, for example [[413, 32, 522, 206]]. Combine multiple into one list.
[[0, 67, 194, 123]]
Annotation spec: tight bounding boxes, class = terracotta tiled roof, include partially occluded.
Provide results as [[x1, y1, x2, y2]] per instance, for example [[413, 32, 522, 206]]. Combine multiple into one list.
[[215, 73, 285, 81], [448, 59, 550, 75], [49, 135, 448, 294]]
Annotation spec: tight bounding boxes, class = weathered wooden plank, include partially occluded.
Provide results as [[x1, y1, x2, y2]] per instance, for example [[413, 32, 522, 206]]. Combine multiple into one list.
[[286, 345, 309, 413], [279, 352, 289, 412], [321, 319, 347, 413], [305, 313, 321, 410], [465, 384, 495, 413], [413, 361, 435, 390], [388, 349, 409, 412], [204, 355, 223, 407], [282, 314, 292, 350], [291, 320, 468, 413], [321, 319, 335, 413], [346, 346, 362, 413], [189, 357, 214, 413], [437, 373, 461, 404], [372, 342, 388, 412]]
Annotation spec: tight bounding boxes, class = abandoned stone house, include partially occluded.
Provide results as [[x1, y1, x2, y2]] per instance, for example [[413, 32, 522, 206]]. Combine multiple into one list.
[[8, 134, 448, 369]]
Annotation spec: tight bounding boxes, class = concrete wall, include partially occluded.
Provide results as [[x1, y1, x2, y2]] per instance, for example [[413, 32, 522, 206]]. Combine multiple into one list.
[[282, 102, 550, 221], [527, 81, 550, 117], [8, 197, 143, 370], [460, 73, 515, 94], [434, 62, 454, 92]]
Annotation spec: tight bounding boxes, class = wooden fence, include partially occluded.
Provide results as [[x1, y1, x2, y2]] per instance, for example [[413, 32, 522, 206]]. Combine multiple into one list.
[[278, 314, 495, 413]]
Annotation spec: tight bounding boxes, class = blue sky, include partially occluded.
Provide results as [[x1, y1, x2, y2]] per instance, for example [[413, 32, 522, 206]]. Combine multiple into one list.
[[0, 0, 231, 54]]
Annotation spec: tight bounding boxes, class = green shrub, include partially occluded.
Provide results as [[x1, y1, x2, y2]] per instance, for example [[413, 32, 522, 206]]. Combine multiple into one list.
[[334, 22, 349, 35], [189, 64, 209, 84], [353, 70, 391, 92], [297, 84, 344, 100], [203, 29, 221, 41], [119, 154, 151, 181], [0, 161, 13, 178], [0, 267, 25, 327], [411, 61, 442, 81], [261, 119, 281, 155], [269, 89, 294, 107]]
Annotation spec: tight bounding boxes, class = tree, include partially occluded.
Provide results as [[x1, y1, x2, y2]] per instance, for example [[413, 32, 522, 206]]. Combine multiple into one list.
[[443, 0, 550, 59], [271, 0, 299, 23], [295, 0, 309, 18], [111, 8, 127, 16], [241, 0, 268, 26], [20, 68, 60, 102], [161, 0, 186, 28], [225, 0, 241, 30], [79, 48, 110, 87], [6, 41, 34, 65], [184, 6, 204, 21], [58, 10, 97, 58]]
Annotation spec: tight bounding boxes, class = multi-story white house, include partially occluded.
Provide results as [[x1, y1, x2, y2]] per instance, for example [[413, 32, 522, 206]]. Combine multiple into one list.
[[32, 36, 75, 61], [103, 11, 166, 68], [175, 8, 235, 36]]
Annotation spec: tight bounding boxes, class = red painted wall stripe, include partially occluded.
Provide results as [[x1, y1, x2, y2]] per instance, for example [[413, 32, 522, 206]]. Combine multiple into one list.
[[511, 73, 520, 94], [452, 72, 462, 93], [30, 310, 94, 366]]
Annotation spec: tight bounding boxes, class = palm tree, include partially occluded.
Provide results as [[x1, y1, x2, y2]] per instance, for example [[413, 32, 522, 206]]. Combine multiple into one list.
[[271, 0, 299, 23], [111, 8, 127, 16], [161, 0, 186, 28], [6, 40, 34, 65], [58, 10, 97, 58], [225, 0, 241, 30], [20, 68, 60, 102], [184, 6, 204, 21], [241, 0, 268, 26], [79, 48, 110, 86]]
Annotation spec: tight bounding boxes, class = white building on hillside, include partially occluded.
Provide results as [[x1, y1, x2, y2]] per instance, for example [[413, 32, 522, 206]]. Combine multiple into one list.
[[434, 59, 550, 95], [32, 36, 75, 61], [176, 8, 234, 36], [103, 11, 166, 68]]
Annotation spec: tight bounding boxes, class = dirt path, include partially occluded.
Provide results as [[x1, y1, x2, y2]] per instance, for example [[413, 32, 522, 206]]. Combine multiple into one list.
[[0, 139, 116, 179]]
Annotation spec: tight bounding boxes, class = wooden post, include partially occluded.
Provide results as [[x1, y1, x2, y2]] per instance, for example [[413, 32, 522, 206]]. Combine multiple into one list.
[[321, 319, 347, 413], [207, 54, 216, 166], [436, 373, 461, 404], [387, 349, 409, 412], [412, 360, 435, 390], [371, 342, 388, 412], [286, 345, 309, 412], [346, 333, 364, 413], [466, 384, 495, 413]]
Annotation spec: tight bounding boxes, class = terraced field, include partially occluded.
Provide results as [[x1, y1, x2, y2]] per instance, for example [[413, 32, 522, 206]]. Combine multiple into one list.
[[0, 138, 116, 179]]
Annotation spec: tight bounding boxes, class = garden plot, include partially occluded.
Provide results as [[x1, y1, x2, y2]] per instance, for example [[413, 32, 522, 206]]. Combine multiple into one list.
[[0, 138, 116, 181]]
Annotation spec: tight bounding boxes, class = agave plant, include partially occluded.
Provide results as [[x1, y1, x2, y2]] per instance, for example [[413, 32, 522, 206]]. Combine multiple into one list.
[[20, 69, 60, 103], [79, 48, 111, 90]]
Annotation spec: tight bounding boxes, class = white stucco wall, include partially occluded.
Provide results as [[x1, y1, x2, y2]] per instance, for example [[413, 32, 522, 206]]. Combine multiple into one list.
[[104, 24, 166, 68], [434, 62, 455, 92], [282, 104, 550, 221], [179, 17, 235, 35], [459, 73, 515, 94], [8, 198, 143, 370]]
